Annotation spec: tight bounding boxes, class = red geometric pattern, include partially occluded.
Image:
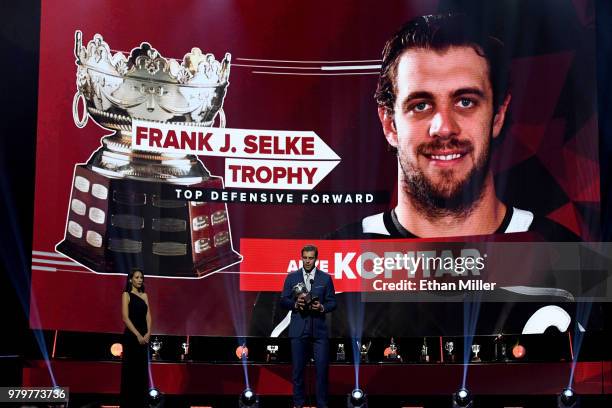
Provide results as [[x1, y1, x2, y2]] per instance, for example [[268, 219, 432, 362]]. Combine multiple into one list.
[[489, 47, 600, 239], [548, 202, 583, 237]]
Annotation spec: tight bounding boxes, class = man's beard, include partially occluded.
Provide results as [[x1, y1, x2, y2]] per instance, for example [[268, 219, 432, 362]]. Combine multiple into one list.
[[398, 136, 491, 219]]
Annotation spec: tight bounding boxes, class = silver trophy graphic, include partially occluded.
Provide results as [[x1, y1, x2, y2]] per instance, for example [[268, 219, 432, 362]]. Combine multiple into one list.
[[151, 337, 162, 360], [180, 341, 189, 361], [444, 341, 455, 362], [494, 334, 508, 362], [359, 340, 372, 363], [420, 337, 430, 363], [57, 31, 242, 277], [471, 344, 481, 362], [266, 345, 279, 362], [336, 343, 346, 362]]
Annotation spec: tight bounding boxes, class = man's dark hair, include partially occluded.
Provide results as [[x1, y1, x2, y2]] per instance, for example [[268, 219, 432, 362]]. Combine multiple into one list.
[[301, 244, 318, 258], [375, 13, 510, 114]]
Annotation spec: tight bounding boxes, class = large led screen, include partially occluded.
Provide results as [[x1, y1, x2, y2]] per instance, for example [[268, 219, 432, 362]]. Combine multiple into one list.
[[31, 0, 606, 337]]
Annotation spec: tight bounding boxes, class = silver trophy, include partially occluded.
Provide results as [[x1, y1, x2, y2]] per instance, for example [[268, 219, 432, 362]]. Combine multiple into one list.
[[292, 282, 313, 307], [497, 343, 507, 361], [151, 337, 162, 360], [471, 344, 481, 362], [180, 341, 189, 361], [494, 335, 507, 362], [420, 337, 430, 363], [336, 343, 346, 362], [444, 341, 455, 362], [358, 340, 371, 363], [266, 345, 278, 362], [57, 31, 242, 277]]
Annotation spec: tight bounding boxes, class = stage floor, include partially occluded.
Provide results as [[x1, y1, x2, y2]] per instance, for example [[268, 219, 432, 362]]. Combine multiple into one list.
[[56, 393, 612, 408], [23, 359, 612, 396]]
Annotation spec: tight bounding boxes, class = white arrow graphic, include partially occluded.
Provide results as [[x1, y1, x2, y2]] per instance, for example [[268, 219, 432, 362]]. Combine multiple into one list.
[[132, 119, 340, 161]]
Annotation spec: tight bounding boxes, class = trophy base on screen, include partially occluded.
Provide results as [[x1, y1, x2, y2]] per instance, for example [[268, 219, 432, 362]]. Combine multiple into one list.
[[56, 165, 242, 277]]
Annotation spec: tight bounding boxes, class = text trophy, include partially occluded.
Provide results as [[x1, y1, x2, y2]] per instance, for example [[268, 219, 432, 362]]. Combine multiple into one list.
[[57, 32, 242, 277]]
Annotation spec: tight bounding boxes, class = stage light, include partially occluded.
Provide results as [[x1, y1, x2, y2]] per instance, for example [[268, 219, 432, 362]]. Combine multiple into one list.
[[147, 387, 164, 408], [347, 388, 367, 407], [110, 342, 123, 358], [452, 387, 473, 408], [51, 385, 67, 404], [239, 388, 259, 407], [557, 387, 579, 408]]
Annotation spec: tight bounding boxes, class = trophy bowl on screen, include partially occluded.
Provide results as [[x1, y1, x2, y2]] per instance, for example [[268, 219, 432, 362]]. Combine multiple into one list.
[[56, 31, 242, 277]]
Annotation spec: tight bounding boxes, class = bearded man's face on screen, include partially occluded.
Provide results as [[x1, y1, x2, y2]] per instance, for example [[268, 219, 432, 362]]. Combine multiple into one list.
[[380, 46, 510, 214]]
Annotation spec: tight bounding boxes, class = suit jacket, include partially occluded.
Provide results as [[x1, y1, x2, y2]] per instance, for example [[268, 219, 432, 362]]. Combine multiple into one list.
[[280, 268, 337, 338]]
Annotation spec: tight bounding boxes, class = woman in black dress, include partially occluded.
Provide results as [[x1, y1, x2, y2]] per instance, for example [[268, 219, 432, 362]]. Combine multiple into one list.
[[120, 269, 152, 407]]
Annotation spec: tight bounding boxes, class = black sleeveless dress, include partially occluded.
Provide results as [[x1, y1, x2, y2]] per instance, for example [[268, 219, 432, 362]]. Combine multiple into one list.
[[120, 292, 149, 407]]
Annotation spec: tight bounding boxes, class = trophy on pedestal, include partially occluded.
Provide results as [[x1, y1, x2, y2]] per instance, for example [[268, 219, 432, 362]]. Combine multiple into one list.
[[180, 341, 189, 361], [471, 344, 481, 362], [358, 340, 371, 363], [444, 341, 455, 363], [420, 337, 430, 363], [494, 335, 508, 362], [336, 343, 346, 362], [151, 337, 162, 361], [266, 345, 278, 362], [236, 344, 249, 361], [56, 31, 242, 276], [384, 337, 401, 362]]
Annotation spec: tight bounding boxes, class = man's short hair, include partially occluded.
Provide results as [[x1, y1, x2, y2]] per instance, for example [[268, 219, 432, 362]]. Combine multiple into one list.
[[301, 244, 318, 258], [375, 13, 510, 114]]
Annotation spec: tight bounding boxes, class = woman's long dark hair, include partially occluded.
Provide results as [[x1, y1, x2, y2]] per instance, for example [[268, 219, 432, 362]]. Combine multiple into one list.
[[124, 268, 145, 293]]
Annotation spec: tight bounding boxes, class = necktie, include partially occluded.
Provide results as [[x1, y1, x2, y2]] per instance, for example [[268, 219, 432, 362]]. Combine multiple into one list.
[[305, 272, 312, 291]]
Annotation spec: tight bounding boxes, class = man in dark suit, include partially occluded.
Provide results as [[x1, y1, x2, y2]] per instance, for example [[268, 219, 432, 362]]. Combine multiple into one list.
[[280, 245, 336, 408]]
